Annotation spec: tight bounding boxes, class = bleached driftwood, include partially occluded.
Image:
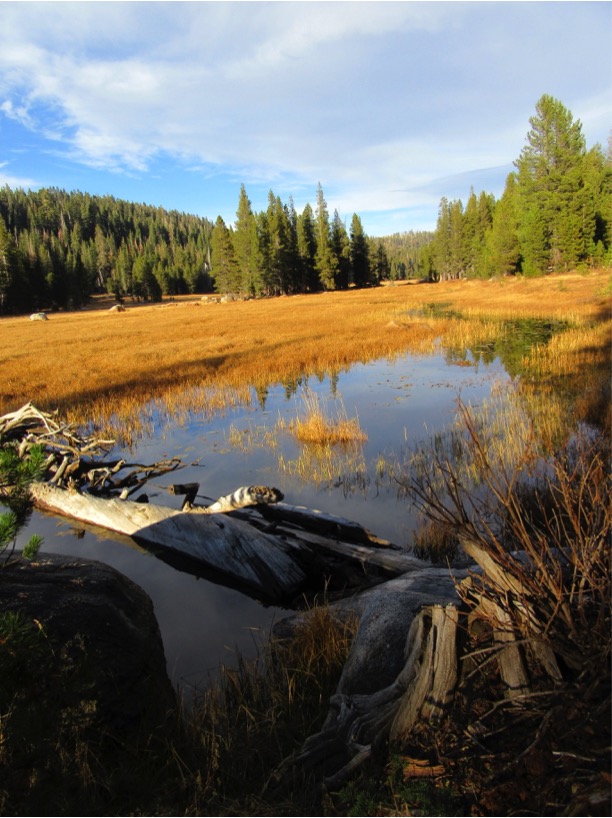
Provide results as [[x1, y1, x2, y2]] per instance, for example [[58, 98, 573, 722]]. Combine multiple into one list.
[[28, 480, 429, 601], [29, 481, 307, 601]]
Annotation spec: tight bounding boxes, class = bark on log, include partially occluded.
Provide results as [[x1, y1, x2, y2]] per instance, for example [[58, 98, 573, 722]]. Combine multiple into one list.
[[29, 482, 307, 601]]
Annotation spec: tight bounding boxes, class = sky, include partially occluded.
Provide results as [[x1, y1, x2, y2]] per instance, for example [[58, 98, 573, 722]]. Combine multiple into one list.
[[0, 1, 610, 236]]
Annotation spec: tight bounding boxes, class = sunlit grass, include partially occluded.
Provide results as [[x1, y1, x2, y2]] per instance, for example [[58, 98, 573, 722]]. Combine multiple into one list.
[[1, 270, 609, 442], [279, 389, 367, 445], [223, 391, 369, 489], [276, 391, 367, 489]]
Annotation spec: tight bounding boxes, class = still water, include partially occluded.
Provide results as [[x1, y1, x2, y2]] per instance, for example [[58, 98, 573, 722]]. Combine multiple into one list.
[[18, 347, 510, 699]]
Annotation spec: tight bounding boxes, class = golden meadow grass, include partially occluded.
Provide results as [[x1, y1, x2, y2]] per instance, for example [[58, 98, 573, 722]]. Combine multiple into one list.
[[1, 270, 609, 440], [278, 389, 367, 445]]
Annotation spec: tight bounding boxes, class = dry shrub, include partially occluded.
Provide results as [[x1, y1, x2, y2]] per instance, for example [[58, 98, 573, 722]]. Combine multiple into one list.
[[399, 392, 611, 814], [406, 393, 610, 669]]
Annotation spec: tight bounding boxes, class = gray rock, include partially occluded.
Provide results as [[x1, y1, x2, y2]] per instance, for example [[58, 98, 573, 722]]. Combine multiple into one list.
[[0, 554, 177, 734]]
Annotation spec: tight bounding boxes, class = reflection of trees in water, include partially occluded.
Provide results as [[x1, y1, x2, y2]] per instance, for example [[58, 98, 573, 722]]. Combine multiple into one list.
[[450, 318, 569, 377]]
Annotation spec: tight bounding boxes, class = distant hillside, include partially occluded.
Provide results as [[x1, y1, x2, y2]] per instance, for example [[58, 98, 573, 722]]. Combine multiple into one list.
[[0, 187, 215, 313]]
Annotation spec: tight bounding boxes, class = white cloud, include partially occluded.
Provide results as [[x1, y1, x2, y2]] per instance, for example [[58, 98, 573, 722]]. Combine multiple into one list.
[[0, 1, 609, 231]]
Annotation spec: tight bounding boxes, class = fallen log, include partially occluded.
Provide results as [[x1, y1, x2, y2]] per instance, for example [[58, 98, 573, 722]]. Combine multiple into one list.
[[27, 473, 424, 601], [29, 482, 307, 602], [259, 501, 395, 547]]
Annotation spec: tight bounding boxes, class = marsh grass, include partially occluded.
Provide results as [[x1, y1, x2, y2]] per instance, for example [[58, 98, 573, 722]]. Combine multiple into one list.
[[226, 421, 278, 453], [277, 443, 369, 493], [223, 390, 369, 489], [280, 390, 367, 445], [2, 271, 608, 442], [277, 391, 367, 489]]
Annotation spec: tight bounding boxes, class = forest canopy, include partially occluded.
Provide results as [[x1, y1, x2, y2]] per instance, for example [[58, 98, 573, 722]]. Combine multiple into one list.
[[0, 95, 609, 314]]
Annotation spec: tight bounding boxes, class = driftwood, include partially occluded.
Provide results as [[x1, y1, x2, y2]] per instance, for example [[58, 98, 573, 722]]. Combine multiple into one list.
[[29, 482, 308, 601], [27, 480, 428, 601]]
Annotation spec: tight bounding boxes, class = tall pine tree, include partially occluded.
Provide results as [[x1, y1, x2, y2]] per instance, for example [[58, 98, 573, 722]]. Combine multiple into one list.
[[515, 94, 588, 274], [314, 183, 337, 290], [349, 213, 371, 287], [330, 210, 350, 289], [233, 184, 262, 297], [211, 216, 241, 295]]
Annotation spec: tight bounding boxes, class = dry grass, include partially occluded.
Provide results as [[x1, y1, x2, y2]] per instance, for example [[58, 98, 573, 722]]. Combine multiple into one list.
[[1, 270, 609, 440], [280, 389, 367, 445], [187, 603, 357, 814]]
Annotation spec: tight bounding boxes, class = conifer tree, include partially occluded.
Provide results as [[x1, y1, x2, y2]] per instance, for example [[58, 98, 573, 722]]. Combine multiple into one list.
[[515, 94, 588, 274], [234, 184, 262, 297], [485, 173, 521, 276], [0, 218, 18, 313], [211, 216, 241, 295], [314, 183, 337, 290], [297, 204, 319, 292], [349, 213, 371, 287], [330, 210, 350, 289], [264, 192, 291, 295], [371, 240, 390, 283]]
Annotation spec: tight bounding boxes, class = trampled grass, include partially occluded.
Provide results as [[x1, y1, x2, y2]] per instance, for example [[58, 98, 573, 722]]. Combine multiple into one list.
[[1, 270, 609, 441]]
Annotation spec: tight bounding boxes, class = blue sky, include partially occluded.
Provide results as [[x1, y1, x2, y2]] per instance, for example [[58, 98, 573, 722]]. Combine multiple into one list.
[[1, 1, 610, 236]]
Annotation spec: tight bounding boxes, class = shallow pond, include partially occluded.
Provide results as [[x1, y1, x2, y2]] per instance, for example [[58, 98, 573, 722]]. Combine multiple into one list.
[[17, 345, 511, 700]]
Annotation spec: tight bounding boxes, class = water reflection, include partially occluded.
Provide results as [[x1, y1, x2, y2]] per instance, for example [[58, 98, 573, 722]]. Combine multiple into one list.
[[20, 347, 510, 698]]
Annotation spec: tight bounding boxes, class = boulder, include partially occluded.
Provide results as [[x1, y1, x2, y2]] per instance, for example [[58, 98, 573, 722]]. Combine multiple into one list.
[[0, 554, 176, 734]]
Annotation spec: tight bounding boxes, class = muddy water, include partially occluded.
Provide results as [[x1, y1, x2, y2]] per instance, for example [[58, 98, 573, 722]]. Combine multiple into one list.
[[18, 348, 509, 700]]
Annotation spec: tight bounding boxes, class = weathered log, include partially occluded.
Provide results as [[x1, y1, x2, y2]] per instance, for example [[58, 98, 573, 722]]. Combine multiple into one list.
[[29, 482, 307, 601], [265, 525, 424, 577], [27, 481, 425, 599], [260, 501, 393, 547], [192, 499, 423, 577]]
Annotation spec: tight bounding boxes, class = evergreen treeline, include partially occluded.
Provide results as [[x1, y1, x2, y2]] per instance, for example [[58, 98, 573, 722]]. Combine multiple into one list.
[[210, 182, 389, 298], [0, 182, 390, 313], [376, 231, 435, 281], [1, 96, 608, 315], [422, 95, 611, 281], [0, 187, 215, 313]]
